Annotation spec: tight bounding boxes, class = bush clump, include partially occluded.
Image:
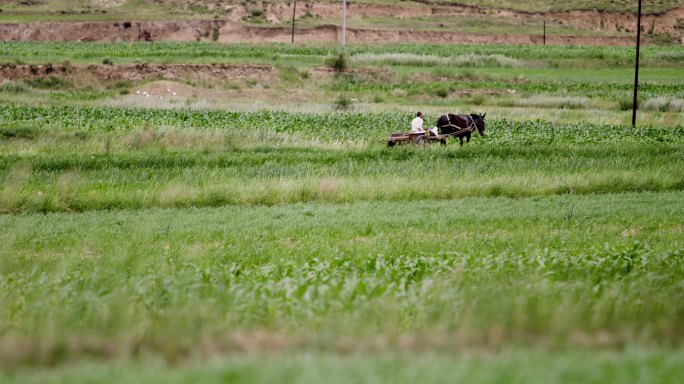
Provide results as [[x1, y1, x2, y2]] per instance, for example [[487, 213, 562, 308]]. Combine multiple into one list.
[[0, 80, 29, 93], [618, 98, 638, 111], [327, 53, 349, 73], [333, 95, 353, 110], [25, 76, 72, 90]]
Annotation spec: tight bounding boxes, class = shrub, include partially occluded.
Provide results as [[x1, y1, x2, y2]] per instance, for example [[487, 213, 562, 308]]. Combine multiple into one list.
[[25, 76, 72, 90], [390, 88, 408, 98], [0, 126, 40, 139], [333, 95, 353, 110], [618, 98, 637, 111], [327, 53, 349, 73], [0, 80, 29, 93], [471, 93, 486, 105], [435, 86, 449, 98], [102, 58, 113, 65]]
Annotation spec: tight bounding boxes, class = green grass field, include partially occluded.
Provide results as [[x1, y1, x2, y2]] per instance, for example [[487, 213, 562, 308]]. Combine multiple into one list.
[[1, 42, 683, 127], [3, 350, 684, 384], [1, 39, 683, 382]]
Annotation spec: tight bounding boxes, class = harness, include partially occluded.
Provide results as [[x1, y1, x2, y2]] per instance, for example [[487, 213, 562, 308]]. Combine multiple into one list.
[[438, 114, 478, 135]]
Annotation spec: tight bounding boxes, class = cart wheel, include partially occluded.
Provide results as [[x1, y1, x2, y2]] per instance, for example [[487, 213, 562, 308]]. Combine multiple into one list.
[[413, 135, 429, 147]]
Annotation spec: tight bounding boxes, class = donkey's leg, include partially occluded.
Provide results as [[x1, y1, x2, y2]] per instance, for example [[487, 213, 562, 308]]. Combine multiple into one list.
[[466, 132, 472, 143]]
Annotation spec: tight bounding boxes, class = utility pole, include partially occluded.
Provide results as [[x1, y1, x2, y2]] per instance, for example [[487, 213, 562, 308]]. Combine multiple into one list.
[[291, 1, 296, 43], [342, 0, 347, 47], [632, 0, 642, 127]]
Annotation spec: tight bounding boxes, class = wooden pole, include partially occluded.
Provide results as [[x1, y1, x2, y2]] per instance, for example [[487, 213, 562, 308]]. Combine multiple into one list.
[[543, 20, 546, 46], [632, 0, 642, 127], [291, 1, 296, 43]]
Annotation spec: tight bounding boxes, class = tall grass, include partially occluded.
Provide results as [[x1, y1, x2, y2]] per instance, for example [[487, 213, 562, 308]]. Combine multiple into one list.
[[514, 96, 593, 110], [1, 140, 682, 213], [4, 349, 684, 384], [0, 192, 683, 366], [642, 97, 684, 113], [350, 53, 524, 68]]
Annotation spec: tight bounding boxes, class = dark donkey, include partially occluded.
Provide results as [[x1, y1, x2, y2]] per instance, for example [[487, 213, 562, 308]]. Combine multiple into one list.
[[436, 113, 486, 145]]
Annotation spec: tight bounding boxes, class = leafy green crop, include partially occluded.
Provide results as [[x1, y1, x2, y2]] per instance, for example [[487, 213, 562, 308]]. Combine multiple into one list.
[[1, 41, 682, 65], [2, 105, 683, 144]]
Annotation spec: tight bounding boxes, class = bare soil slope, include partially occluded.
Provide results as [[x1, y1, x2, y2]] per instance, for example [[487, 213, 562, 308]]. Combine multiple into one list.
[[0, 1, 681, 45], [0, 20, 645, 46], [0, 63, 274, 82]]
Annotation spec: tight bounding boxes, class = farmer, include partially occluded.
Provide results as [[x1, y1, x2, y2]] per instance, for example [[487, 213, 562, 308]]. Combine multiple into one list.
[[411, 112, 424, 133]]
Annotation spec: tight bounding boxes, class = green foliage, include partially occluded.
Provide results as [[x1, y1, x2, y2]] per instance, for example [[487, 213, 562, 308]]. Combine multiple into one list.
[[333, 95, 353, 110], [24, 76, 71, 90], [0, 39, 682, 376], [1, 106, 681, 144], [0, 192, 683, 364], [618, 98, 637, 111], [434, 86, 449, 98], [4, 350, 684, 384], [0, 106, 682, 213], [1, 41, 677, 63], [327, 53, 349, 73], [470, 93, 486, 105], [0, 125, 40, 139], [0, 80, 28, 93]]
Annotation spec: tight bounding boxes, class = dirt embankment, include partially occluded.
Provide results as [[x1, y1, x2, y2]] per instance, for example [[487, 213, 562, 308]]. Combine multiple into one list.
[[0, 63, 274, 82], [0, 1, 680, 45], [340, 27, 638, 46], [426, 4, 684, 36], [0, 20, 644, 46], [153, 1, 684, 36], [0, 19, 225, 41]]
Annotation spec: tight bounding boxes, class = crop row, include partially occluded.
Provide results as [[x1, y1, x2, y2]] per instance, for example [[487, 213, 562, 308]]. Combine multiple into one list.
[[331, 76, 684, 100], [1, 41, 682, 64], [2, 105, 683, 144]]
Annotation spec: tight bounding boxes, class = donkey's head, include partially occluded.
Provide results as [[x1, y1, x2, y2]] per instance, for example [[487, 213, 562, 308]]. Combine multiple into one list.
[[471, 113, 486, 136]]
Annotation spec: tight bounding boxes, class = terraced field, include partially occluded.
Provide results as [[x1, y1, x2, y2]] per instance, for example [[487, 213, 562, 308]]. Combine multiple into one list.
[[1, 0, 683, 45], [1, 41, 683, 382]]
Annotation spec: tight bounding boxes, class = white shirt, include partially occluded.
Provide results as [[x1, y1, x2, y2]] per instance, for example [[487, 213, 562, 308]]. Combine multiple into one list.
[[411, 116, 424, 133]]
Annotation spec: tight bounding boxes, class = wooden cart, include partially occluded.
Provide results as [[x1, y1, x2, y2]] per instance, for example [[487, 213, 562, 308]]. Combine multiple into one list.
[[387, 127, 474, 147]]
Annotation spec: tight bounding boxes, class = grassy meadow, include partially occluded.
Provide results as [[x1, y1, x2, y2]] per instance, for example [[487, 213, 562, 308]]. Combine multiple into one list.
[[1, 40, 683, 382]]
